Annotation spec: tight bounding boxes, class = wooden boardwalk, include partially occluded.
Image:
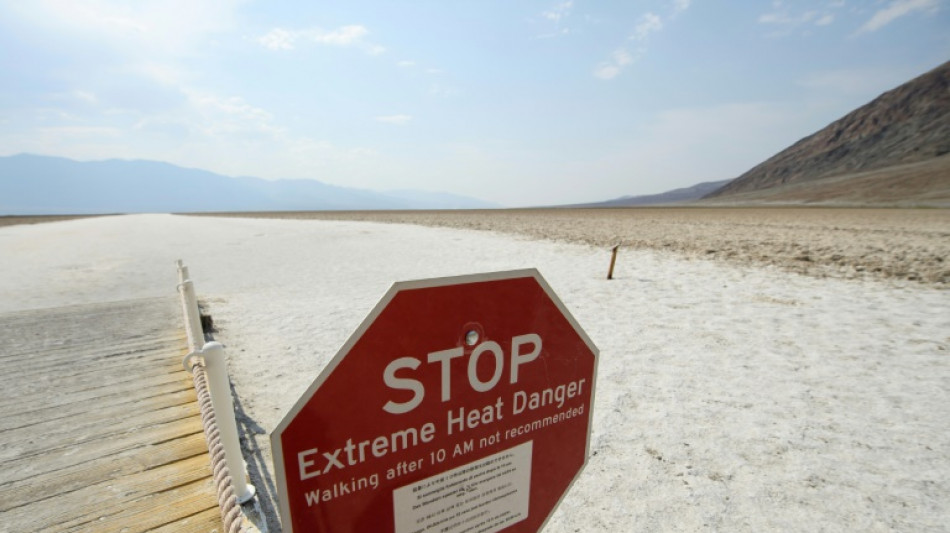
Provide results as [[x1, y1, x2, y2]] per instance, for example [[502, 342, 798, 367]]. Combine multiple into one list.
[[0, 297, 222, 532]]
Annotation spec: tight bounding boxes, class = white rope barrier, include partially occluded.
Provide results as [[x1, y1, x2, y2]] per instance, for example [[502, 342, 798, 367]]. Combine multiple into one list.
[[176, 260, 256, 532], [192, 362, 247, 533]]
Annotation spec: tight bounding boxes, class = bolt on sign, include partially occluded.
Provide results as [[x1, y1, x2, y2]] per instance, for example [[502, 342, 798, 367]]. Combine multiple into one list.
[[271, 269, 598, 533]]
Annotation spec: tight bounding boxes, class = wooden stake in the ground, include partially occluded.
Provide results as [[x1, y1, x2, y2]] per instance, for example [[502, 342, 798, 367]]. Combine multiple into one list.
[[607, 244, 620, 280]]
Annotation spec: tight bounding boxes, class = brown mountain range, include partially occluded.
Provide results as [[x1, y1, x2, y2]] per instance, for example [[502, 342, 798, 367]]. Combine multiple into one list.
[[705, 60, 950, 206]]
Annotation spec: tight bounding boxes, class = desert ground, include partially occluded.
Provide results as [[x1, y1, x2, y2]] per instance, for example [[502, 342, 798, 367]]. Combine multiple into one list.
[[200, 207, 950, 286], [0, 214, 110, 227], [1, 209, 947, 532]]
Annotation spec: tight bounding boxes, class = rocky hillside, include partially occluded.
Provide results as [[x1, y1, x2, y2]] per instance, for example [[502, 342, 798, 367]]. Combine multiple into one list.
[[707, 60, 950, 200]]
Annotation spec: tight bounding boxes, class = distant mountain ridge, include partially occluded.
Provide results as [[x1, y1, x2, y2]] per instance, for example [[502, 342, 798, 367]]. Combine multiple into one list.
[[574, 179, 731, 207], [0, 154, 497, 214], [706, 60, 950, 202]]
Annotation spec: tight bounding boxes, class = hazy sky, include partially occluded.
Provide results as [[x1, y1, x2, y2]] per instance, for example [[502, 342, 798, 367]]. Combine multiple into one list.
[[1, 1, 948, 206]]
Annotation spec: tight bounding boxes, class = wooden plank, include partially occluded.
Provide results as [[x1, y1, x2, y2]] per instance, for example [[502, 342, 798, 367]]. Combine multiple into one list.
[[0, 367, 191, 412], [0, 333, 184, 371], [0, 297, 223, 532], [112, 484, 220, 532], [0, 400, 201, 463], [0, 386, 196, 433], [149, 508, 224, 533], [3, 455, 217, 532], [0, 300, 186, 360], [0, 301, 180, 345], [0, 335, 185, 362], [2, 354, 183, 395], [0, 415, 205, 484], [1, 353, 184, 397], [0, 432, 209, 513], [0, 331, 185, 356], [0, 337, 185, 371], [99, 483, 220, 533], [0, 380, 195, 432]]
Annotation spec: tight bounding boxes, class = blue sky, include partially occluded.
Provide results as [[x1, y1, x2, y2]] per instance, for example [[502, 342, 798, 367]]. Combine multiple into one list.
[[1, 1, 947, 206]]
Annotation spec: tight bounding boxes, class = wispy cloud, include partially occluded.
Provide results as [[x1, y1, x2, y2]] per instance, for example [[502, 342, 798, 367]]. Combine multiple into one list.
[[181, 90, 282, 137], [375, 114, 412, 125], [316, 25, 366, 45], [759, 10, 819, 26], [632, 12, 663, 41], [856, 0, 940, 34], [594, 48, 639, 80], [397, 60, 416, 68], [595, 6, 680, 81], [542, 0, 573, 23], [536, 0, 574, 38], [257, 25, 385, 55], [258, 28, 296, 50], [612, 49, 635, 66], [672, 0, 691, 17], [593, 64, 621, 81], [758, 1, 842, 34]]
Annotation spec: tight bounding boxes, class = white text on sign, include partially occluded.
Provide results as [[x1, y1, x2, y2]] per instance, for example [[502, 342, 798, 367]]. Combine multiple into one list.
[[382, 334, 542, 415]]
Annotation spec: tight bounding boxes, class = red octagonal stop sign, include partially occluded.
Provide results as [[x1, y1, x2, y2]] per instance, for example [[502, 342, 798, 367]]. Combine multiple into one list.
[[272, 269, 598, 533]]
